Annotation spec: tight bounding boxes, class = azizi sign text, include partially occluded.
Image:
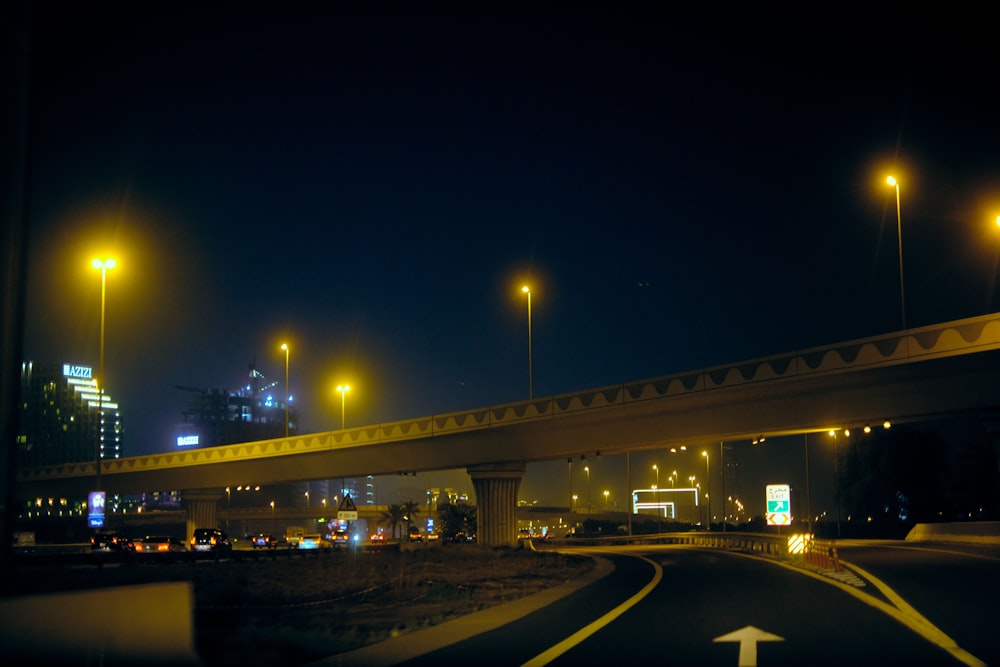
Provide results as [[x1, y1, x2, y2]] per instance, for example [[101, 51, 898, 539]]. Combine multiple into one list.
[[63, 364, 93, 379]]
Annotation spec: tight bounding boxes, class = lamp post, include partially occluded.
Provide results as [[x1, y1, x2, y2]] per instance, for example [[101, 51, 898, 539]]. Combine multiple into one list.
[[829, 430, 842, 538], [584, 465, 590, 514], [280, 343, 289, 438], [805, 433, 813, 536], [567, 458, 573, 513], [702, 451, 710, 529], [521, 285, 533, 399], [887, 175, 906, 329], [336, 384, 350, 429], [652, 464, 660, 532], [689, 475, 697, 522], [91, 257, 116, 491], [603, 489, 610, 509]]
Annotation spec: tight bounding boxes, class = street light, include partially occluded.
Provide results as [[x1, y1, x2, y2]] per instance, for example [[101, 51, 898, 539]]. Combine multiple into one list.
[[886, 175, 906, 329], [521, 285, 533, 399], [652, 464, 660, 532], [603, 489, 610, 509], [702, 451, 710, 529], [584, 465, 590, 514], [829, 430, 843, 538], [91, 257, 116, 491], [280, 343, 289, 438], [336, 384, 350, 429]]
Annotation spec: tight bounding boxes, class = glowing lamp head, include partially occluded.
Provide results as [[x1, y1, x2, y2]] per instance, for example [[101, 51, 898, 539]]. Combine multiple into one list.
[[886, 175, 897, 187], [521, 285, 530, 294]]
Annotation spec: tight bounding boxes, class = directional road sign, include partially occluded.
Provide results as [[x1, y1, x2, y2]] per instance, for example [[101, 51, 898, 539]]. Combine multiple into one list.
[[765, 484, 791, 526]]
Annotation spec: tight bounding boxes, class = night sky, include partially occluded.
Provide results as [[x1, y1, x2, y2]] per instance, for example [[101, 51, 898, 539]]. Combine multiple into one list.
[[17, 5, 1000, 515]]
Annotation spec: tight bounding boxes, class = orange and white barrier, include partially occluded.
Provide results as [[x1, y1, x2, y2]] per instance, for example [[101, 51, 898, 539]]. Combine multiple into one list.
[[803, 537, 841, 572]]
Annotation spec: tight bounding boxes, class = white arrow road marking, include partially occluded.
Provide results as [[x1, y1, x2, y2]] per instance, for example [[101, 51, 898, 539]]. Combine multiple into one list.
[[713, 625, 785, 667]]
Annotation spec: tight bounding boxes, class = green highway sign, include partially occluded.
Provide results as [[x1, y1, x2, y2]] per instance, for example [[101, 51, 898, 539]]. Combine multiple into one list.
[[765, 484, 791, 526]]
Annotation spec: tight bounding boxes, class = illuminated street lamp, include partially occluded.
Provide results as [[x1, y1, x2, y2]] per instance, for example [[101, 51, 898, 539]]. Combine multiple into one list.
[[670, 470, 677, 487], [829, 429, 843, 538], [336, 384, 351, 429], [702, 451, 710, 528], [603, 489, 610, 509], [280, 343, 290, 438], [886, 175, 906, 329], [521, 285, 533, 399], [572, 494, 578, 512], [584, 465, 590, 514], [652, 464, 660, 532], [91, 257, 116, 491]]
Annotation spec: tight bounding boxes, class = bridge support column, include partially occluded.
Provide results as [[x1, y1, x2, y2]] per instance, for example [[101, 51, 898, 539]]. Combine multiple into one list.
[[181, 490, 224, 542], [468, 462, 525, 548]]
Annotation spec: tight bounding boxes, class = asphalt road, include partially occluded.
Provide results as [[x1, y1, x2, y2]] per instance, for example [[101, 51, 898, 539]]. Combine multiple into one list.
[[837, 540, 1000, 667], [368, 543, 996, 667]]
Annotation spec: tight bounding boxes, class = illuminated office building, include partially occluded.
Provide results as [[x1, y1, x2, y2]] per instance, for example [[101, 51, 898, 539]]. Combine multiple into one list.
[[18, 362, 123, 469], [174, 362, 296, 448]]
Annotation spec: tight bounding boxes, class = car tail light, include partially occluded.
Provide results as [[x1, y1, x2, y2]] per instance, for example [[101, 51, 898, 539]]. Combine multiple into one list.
[[158, 543, 169, 552], [190, 536, 196, 546]]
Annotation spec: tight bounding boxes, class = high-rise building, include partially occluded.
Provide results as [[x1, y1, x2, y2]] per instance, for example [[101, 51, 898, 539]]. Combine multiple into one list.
[[173, 362, 295, 448], [18, 361, 123, 469]]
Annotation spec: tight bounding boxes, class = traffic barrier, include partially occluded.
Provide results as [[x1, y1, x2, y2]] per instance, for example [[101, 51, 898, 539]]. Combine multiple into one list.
[[803, 537, 841, 572]]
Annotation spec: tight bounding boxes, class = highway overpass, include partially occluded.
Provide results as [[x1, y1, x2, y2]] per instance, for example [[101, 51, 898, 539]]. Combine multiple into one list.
[[17, 312, 1000, 547]]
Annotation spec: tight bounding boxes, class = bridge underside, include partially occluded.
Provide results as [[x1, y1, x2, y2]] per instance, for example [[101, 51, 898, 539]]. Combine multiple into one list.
[[17, 314, 1000, 548]]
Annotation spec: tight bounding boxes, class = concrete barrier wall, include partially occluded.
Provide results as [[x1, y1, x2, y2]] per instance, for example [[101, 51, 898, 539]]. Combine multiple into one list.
[[905, 521, 1000, 544], [0, 581, 201, 665]]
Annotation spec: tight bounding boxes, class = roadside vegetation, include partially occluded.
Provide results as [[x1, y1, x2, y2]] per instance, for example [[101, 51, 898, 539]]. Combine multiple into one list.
[[11, 543, 593, 667]]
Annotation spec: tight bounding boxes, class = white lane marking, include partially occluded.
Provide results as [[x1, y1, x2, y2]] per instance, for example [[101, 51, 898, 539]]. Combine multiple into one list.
[[520, 553, 663, 667], [713, 625, 784, 667]]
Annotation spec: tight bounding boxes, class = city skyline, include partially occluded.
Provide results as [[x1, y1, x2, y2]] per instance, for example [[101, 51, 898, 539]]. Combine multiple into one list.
[[14, 6, 1000, 517]]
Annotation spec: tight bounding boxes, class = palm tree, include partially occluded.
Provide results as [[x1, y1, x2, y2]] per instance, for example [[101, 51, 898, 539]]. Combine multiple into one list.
[[437, 502, 477, 539], [379, 504, 407, 539], [402, 500, 421, 539]]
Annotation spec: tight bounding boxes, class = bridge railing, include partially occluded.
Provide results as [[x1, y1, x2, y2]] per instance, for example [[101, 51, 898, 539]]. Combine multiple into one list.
[[320, 311, 1000, 445], [546, 531, 790, 559], [20, 312, 1000, 483]]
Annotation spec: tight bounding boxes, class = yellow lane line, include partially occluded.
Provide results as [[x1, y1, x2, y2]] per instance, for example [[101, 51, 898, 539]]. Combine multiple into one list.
[[727, 551, 987, 667], [521, 552, 663, 667]]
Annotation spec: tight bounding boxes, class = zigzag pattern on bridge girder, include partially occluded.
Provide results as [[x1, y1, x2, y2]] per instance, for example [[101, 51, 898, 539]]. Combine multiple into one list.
[[18, 313, 1000, 483]]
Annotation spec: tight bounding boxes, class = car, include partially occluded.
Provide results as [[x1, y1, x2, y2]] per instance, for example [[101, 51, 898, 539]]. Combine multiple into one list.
[[190, 528, 232, 553], [90, 531, 135, 552], [135, 535, 186, 554], [407, 528, 424, 542], [251, 533, 278, 549], [298, 533, 328, 550], [330, 529, 350, 549], [370, 533, 386, 544]]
